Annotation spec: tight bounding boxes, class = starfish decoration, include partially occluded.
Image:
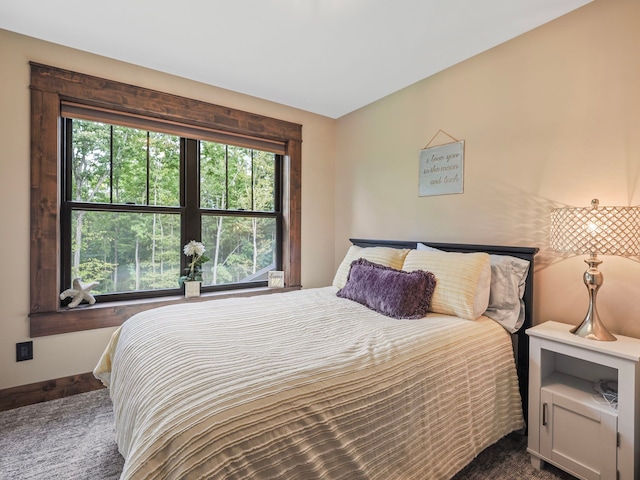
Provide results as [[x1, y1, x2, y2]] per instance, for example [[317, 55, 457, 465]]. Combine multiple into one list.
[[59, 278, 99, 308]]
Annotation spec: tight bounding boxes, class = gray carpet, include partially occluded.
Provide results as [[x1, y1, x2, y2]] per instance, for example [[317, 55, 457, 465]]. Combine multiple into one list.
[[0, 389, 576, 479], [0, 389, 123, 480]]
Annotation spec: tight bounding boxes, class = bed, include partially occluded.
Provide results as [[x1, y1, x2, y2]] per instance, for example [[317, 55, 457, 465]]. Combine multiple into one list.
[[95, 239, 538, 480]]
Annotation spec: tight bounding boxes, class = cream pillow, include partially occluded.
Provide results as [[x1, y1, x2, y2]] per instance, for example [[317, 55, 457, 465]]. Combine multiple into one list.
[[332, 245, 410, 289], [402, 249, 491, 320]]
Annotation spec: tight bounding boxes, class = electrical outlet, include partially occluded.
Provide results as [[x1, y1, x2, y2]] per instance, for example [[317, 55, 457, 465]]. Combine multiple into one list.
[[16, 341, 33, 362]]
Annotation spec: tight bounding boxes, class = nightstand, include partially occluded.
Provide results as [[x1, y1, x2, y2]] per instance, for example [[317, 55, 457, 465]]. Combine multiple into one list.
[[527, 321, 640, 480]]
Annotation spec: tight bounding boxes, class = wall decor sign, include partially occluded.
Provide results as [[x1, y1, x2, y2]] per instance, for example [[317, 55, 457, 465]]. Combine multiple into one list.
[[419, 140, 464, 196]]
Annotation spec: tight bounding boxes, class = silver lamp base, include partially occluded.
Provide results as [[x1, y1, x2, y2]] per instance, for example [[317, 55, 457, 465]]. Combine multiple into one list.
[[571, 255, 616, 341]]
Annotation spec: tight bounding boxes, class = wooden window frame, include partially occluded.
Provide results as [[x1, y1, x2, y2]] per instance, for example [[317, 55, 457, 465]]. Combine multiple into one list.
[[29, 63, 302, 337]]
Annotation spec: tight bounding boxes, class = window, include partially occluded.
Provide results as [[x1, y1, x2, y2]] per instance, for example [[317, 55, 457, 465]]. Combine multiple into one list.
[[30, 63, 302, 336], [198, 142, 280, 287], [62, 118, 281, 299]]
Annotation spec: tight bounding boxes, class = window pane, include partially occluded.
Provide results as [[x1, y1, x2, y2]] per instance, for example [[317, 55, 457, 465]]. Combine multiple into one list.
[[70, 119, 180, 206], [70, 210, 181, 294], [112, 127, 181, 206], [200, 142, 276, 212], [201, 216, 277, 285], [200, 141, 227, 209], [148, 131, 180, 206], [253, 150, 276, 211], [70, 120, 111, 203], [227, 146, 253, 211], [112, 126, 147, 204]]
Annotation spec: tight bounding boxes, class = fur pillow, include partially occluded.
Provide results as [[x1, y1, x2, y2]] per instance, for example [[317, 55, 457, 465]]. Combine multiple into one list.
[[337, 258, 436, 319]]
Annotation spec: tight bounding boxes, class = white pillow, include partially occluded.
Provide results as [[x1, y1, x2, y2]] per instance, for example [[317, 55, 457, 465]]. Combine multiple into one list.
[[483, 254, 530, 333], [332, 245, 410, 289], [404, 247, 491, 320], [417, 243, 530, 332], [416, 243, 441, 252]]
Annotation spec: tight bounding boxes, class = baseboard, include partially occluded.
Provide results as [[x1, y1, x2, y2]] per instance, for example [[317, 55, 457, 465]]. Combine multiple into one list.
[[0, 372, 104, 412]]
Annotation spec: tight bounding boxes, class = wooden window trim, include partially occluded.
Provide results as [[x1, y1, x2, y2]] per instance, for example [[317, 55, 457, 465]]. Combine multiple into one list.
[[61, 101, 287, 154], [29, 63, 302, 337]]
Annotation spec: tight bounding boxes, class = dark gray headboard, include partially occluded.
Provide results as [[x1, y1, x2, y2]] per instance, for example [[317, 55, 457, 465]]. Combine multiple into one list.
[[349, 238, 539, 419]]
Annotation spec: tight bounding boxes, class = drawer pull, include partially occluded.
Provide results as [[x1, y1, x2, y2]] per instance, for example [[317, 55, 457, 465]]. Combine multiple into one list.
[[542, 403, 548, 426]]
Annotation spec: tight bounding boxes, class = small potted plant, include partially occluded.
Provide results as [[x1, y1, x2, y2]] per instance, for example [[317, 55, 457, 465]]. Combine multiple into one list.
[[179, 240, 209, 298]]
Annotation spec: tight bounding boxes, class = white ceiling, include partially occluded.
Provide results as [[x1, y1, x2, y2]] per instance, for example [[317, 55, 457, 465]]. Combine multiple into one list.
[[1, 0, 592, 118]]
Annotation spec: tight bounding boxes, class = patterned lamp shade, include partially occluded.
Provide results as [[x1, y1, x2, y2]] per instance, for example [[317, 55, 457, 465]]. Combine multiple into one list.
[[550, 199, 640, 257]]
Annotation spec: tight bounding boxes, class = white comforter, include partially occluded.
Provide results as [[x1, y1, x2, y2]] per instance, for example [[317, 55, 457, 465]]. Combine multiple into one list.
[[95, 287, 524, 480]]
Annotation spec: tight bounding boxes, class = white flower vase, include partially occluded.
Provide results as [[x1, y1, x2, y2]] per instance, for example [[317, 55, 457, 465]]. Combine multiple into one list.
[[184, 281, 201, 298]]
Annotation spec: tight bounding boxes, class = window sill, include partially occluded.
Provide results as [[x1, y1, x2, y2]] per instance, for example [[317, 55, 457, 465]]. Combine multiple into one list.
[[29, 285, 301, 337]]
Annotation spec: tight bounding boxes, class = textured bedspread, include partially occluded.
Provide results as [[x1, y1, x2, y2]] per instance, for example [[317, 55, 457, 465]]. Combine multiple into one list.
[[95, 287, 524, 480]]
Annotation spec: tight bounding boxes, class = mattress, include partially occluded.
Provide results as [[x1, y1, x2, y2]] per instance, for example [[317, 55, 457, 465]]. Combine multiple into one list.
[[95, 286, 524, 480]]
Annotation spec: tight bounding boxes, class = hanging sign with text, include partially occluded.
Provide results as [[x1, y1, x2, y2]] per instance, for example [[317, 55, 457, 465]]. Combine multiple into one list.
[[419, 141, 464, 196]]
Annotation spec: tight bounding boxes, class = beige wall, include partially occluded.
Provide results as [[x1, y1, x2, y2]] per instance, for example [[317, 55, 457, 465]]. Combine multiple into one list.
[[335, 0, 640, 337], [0, 29, 336, 389]]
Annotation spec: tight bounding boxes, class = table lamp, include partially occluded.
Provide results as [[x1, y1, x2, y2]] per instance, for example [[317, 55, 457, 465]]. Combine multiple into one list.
[[550, 199, 640, 341]]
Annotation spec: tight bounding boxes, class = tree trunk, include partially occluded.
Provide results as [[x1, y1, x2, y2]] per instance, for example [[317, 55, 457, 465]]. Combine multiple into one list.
[[72, 211, 85, 279], [151, 213, 157, 275], [135, 238, 140, 290], [252, 217, 257, 274], [213, 216, 223, 284], [113, 233, 119, 289]]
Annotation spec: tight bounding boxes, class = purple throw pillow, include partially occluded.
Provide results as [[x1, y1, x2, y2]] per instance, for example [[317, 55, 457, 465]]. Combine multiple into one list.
[[336, 258, 436, 319]]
